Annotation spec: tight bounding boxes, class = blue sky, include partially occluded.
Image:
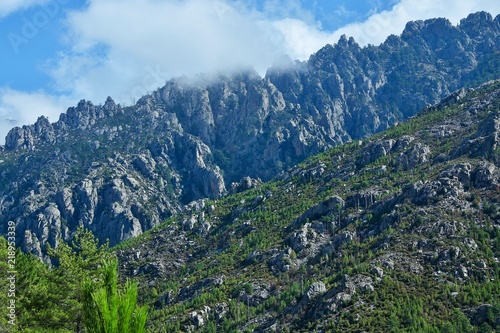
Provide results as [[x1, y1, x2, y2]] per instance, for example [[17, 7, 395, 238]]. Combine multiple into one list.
[[1, 0, 500, 143]]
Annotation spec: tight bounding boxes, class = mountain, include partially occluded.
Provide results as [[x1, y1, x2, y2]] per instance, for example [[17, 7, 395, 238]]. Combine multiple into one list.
[[115, 79, 500, 332], [1, 12, 500, 256]]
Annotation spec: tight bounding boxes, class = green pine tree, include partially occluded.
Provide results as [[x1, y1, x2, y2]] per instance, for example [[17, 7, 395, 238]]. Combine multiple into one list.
[[45, 226, 112, 332], [83, 259, 148, 333]]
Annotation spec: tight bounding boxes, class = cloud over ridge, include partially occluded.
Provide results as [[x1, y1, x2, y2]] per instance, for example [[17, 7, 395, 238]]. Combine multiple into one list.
[[1, 0, 500, 144], [45, 0, 500, 106]]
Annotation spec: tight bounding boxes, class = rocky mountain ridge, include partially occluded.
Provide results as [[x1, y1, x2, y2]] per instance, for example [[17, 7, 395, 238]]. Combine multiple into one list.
[[115, 79, 500, 332], [1, 12, 500, 254]]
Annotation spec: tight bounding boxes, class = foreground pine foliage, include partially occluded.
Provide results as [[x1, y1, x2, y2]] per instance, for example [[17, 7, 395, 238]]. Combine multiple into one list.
[[83, 259, 147, 333]]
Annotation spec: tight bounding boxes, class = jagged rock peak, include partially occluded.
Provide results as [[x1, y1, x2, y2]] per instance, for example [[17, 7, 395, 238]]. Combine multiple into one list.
[[5, 116, 56, 150], [337, 34, 359, 48], [459, 11, 500, 38], [104, 96, 117, 111], [4, 97, 118, 151], [5, 126, 34, 150], [460, 11, 498, 27], [402, 17, 453, 34]]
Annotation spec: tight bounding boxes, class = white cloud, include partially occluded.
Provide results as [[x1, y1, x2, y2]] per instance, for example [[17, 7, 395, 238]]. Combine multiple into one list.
[[271, 18, 333, 61], [0, 0, 50, 18], [332, 0, 500, 46], [334, 5, 357, 18], [0, 88, 71, 143], [44, 0, 286, 105], [260, 0, 316, 24]]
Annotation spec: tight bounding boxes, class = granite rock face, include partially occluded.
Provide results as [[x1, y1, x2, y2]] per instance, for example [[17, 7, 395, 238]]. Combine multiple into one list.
[[2, 12, 500, 254]]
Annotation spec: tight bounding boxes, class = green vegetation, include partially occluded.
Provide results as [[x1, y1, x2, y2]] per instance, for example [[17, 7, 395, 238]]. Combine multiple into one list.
[[0, 228, 147, 333], [83, 259, 148, 333]]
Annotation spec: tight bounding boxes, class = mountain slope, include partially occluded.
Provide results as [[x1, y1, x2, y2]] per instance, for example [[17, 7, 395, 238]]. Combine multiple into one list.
[[116, 80, 500, 332], [1, 12, 500, 254]]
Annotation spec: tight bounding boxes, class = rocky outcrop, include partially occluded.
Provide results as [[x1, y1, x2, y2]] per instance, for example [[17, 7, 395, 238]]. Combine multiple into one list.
[[293, 196, 345, 227], [190, 306, 211, 329], [472, 162, 497, 188], [268, 247, 296, 273], [291, 281, 326, 315], [357, 139, 396, 167], [288, 223, 319, 253], [177, 135, 226, 200], [454, 112, 500, 163], [229, 177, 262, 194], [346, 190, 381, 210], [396, 143, 432, 170], [305, 275, 375, 322], [356, 135, 421, 169]]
